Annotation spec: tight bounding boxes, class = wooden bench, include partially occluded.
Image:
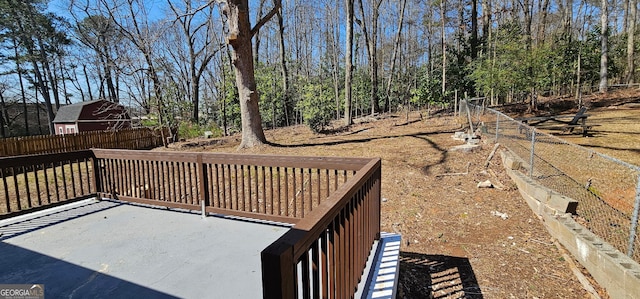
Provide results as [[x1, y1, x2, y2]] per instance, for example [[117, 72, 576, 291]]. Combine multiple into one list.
[[517, 107, 598, 136]]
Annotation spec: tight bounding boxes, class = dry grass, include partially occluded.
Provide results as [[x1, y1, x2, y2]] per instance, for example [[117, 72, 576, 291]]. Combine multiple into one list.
[[564, 107, 640, 166], [161, 112, 607, 298]]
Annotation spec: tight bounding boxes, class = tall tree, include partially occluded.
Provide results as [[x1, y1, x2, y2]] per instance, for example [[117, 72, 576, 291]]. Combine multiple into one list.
[[0, 0, 67, 135], [470, 0, 478, 58], [222, 0, 280, 148], [626, 0, 637, 84], [344, 0, 354, 125], [12, 38, 29, 135], [168, 0, 219, 123], [440, 0, 446, 103], [357, 0, 383, 114], [275, 0, 290, 126], [0, 82, 7, 137], [74, 15, 119, 102], [536, 0, 550, 45], [600, 0, 609, 92], [385, 0, 407, 111]]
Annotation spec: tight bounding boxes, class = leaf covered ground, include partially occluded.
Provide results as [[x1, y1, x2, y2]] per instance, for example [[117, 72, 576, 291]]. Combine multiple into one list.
[[161, 112, 608, 298]]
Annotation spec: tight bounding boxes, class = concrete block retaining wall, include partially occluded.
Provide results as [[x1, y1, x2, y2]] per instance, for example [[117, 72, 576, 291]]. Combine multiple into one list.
[[501, 150, 640, 299]]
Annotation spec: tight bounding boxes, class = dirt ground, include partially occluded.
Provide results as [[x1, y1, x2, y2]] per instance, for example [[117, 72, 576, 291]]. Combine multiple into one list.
[[161, 113, 610, 298]]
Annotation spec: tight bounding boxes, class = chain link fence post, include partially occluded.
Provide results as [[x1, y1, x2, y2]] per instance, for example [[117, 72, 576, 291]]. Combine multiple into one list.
[[529, 128, 536, 177], [495, 113, 500, 142], [628, 174, 640, 257]]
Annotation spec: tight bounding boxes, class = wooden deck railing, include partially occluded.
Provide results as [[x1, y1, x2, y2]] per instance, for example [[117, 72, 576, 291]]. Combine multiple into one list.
[[0, 149, 382, 298], [261, 158, 381, 299], [0, 150, 96, 219], [91, 149, 371, 224]]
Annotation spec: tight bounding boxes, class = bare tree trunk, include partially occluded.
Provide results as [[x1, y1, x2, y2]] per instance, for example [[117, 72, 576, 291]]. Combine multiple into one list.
[[276, 4, 290, 126], [14, 40, 29, 135], [327, 17, 340, 119], [482, 0, 491, 45], [71, 68, 86, 102], [345, 0, 354, 126], [523, 0, 536, 111], [29, 58, 55, 135], [600, 0, 609, 93], [625, 0, 630, 32], [253, 0, 266, 65], [577, 51, 582, 104], [563, 0, 573, 37], [98, 38, 117, 103], [83, 64, 93, 101], [440, 0, 446, 102], [0, 88, 7, 138], [224, 0, 279, 148], [35, 88, 44, 135], [57, 56, 71, 105], [471, 0, 478, 58], [385, 0, 407, 112], [537, 0, 550, 45], [357, 0, 383, 115], [627, 0, 637, 84], [37, 38, 61, 111]]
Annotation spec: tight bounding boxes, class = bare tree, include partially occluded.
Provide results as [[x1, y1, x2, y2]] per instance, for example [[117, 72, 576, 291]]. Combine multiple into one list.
[[385, 0, 407, 112], [600, 0, 609, 92], [626, 0, 637, 84], [0, 82, 8, 137], [73, 14, 119, 102], [168, 0, 220, 123], [221, 0, 280, 148], [275, 0, 290, 126], [536, 0, 550, 45], [440, 0, 446, 103], [345, 0, 354, 125], [357, 0, 383, 115]]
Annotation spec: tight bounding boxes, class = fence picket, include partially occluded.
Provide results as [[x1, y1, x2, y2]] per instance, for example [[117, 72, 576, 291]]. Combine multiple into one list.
[[0, 128, 167, 157]]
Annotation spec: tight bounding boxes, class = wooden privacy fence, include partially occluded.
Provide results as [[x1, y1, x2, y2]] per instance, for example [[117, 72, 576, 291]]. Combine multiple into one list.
[[0, 149, 382, 298], [0, 127, 168, 157]]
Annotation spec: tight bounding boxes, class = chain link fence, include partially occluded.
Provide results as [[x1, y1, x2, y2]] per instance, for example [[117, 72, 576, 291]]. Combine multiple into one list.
[[461, 100, 640, 263]]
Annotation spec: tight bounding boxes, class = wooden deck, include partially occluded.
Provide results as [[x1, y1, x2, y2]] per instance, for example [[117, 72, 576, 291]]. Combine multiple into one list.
[[0, 149, 383, 298]]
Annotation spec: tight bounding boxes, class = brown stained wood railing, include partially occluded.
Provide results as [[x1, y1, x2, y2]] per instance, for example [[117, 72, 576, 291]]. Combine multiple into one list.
[[1, 149, 382, 298], [0, 150, 97, 219], [91, 149, 367, 224], [261, 158, 382, 299]]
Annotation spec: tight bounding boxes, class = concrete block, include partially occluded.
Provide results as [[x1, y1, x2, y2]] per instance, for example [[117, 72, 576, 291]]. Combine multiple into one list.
[[504, 156, 521, 170], [523, 181, 550, 202], [548, 193, 578, 214], [625, 271, 640, 299], [523, 194, 542, 216], [501, 144, 640, 299]]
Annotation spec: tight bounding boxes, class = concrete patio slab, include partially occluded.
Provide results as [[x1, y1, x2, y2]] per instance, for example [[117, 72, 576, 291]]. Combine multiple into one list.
[[0, 199, 290, 298]]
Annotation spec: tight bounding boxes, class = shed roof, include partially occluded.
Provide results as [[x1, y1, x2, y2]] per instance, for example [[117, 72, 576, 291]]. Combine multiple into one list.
[[52, 100, 120, 123]]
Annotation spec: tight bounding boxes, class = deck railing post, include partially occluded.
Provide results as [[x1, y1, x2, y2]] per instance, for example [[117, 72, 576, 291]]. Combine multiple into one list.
[[262, 237, 297, 299], [91, 154, 102, 195], [197, 154, 210, 208]]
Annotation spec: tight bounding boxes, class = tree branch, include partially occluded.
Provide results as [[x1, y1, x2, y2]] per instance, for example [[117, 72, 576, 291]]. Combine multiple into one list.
[[250, 1, 281, 37]]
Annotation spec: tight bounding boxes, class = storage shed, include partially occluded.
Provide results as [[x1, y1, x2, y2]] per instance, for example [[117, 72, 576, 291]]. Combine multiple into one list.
[[52, 100, 131, 135]]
